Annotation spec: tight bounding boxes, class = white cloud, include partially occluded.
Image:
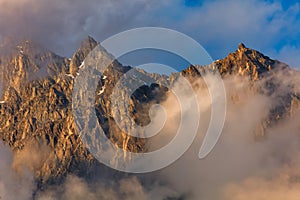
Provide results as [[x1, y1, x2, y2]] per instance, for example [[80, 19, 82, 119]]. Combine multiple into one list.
[[272, 45, 300, 68], [0, 142, 35, 200], [0, 0, 299, 69]]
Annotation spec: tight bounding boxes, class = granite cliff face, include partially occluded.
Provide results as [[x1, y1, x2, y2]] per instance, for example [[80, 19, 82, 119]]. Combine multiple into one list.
[[0, 38, 299, 188], [0, 38, 93, 185], [0, 37, 168, 186]]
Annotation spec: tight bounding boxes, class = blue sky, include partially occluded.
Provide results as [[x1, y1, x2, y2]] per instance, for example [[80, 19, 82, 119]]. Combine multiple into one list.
[[0, 0, 299, 69], [184, 0, 203, 7], [181, 0, 300, 65], [180, 0, 300, 69], [119, 0, 300, 70]]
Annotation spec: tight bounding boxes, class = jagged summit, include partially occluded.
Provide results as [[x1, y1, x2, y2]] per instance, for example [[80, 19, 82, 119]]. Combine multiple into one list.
[[179, 43, 285, 80], [0, 38, 286, 82], [69, 36, 98, 75], [181, 64, 201, 77], [0, 37, 296, 187], [213, 42, 284, 79], [83, 35, 98, 50], [238, 42, 246, 51]]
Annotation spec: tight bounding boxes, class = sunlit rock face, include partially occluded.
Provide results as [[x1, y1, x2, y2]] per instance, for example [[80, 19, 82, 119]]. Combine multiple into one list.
[[0, 37, 299, 191]]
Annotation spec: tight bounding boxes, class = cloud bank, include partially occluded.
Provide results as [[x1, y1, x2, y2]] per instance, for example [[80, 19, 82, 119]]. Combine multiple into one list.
[[0, 0, 299, 68]]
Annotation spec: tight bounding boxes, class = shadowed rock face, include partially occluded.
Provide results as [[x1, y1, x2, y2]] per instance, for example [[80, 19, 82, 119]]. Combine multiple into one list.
[[0, 38, 299, 187]]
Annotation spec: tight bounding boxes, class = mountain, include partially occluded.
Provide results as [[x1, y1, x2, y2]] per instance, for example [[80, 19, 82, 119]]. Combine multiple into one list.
[[0, 37, 299, 190]]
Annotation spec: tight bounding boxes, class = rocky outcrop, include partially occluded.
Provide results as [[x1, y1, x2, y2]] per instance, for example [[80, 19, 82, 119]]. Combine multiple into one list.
[[69, 36, 98, 76], [0, 37, 166, 185], [215, 43, 282, 79], [0, 38, 299, 188], [0, 39, 94, 185]]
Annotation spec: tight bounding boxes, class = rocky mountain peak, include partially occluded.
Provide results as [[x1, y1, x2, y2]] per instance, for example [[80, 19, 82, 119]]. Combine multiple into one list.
[[177, 43, 281, 81], [238, 42, 246, 51], [181, 64, 201, 77], [69, 36, 98, 75], [214, 43, 282, 79], [0, 38, 296, 189], [83, 36, 98, 50]]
